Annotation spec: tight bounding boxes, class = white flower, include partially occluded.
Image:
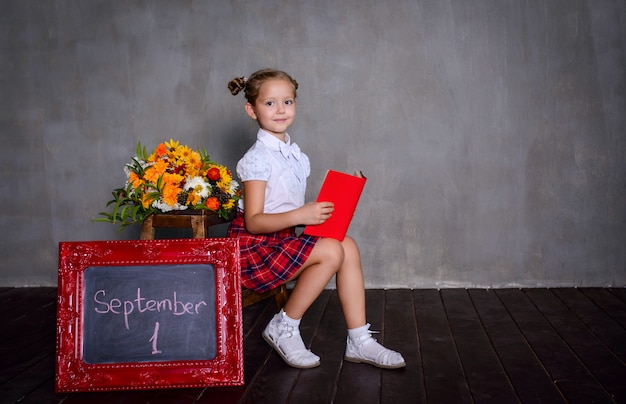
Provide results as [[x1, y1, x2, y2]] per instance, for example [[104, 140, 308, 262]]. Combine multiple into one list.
[[184, 176, 210, 198], [152, 199, 188, 212]]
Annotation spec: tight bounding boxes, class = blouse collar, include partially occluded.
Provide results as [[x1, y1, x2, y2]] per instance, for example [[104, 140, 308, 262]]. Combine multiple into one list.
[[257, 129, 300, 160]]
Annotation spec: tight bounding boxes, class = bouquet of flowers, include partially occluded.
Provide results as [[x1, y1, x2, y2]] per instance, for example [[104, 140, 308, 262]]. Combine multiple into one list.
[[96, 139, 241, 231]]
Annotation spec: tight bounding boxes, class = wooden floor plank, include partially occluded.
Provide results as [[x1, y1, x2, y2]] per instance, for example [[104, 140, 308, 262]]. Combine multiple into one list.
[[580, 288, 626, 329], [525, 289, 626, 402], [413, 289, 472, 403], [50, 390, 117, 403], [194, 387, 245, 404], [0, 335, 55, 386], [607, 287, 626, 303], [1, 300, 57, 344], [381, 289, 426, 404], [0, 287, 57, 321], [288, 290, 346, 404], [115, 387, 203, 404], [441, 289, 519, 403], [334, 289, 384, 404], [11, 378, 63, 404], [497, 289, 615, 403], [238, 289, 334, 404], [0, 306, 56, 386], [469, 289, 564, 403], [0, 354, 55, 404], [236, 298, 283, 403], [552, 288, 626, 363]]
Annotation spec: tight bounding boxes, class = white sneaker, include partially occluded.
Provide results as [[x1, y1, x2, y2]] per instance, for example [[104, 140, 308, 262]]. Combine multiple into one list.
[[344, 324, 406, 369], [262, 312, 321, 369]]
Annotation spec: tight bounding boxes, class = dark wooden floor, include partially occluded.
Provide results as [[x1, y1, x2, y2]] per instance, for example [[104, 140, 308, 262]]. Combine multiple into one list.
[[1, 287, 624, 403]]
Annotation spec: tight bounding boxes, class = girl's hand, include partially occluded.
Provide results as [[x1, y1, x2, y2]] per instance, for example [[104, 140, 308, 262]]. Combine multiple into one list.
[[243, 180, 334, 233], [300, 201, 334, 225]]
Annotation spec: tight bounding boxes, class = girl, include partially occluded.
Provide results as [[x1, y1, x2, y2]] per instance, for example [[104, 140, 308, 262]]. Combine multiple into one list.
[[227, 69, 405, 370]]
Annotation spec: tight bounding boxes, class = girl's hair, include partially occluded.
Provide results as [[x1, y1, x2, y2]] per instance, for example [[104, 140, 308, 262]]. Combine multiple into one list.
[[228, 69, 299, 104]]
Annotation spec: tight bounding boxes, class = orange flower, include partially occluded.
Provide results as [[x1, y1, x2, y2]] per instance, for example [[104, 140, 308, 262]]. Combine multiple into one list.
[[205, 197, 220, 211], [143, 161, 168, 184], [128, 171, 143, 189], [153, 159, 169, 174], [141, 193, 154, 209], [154, 143, 167, 158], [161, 182, 182, 207]]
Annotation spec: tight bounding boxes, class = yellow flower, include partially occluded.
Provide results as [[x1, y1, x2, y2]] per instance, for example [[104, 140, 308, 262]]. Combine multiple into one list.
[[165, 139, 180, 149], [219, 166, 232, 183], [217, 180, 230, 194], [171, 144, 193, 167], [186, 151, 202, 174], [188, 190, 202, 206]]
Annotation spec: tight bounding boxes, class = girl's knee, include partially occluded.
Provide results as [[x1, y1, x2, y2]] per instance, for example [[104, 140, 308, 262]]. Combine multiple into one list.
[[315, 238, 344, 267], [341, 236, 359, 252], [340, 236, 361, 261]]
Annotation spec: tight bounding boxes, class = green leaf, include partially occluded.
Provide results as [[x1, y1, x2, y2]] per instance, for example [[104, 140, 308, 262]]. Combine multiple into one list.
[[131, 204, 142, 221]]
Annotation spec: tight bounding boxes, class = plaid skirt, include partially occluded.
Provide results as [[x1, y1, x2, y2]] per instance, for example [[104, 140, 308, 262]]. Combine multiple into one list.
[[227, 211, 320, 293]]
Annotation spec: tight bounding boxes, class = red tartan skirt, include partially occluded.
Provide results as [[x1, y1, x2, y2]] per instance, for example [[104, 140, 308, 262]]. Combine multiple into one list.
[[227, 211, 320, 293]]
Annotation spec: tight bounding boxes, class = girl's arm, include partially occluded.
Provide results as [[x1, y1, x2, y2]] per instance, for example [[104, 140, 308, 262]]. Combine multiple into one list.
[[242, 180, 334, 234]]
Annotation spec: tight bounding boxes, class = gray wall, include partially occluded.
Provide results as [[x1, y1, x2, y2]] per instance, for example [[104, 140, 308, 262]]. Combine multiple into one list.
[[2, 0, 624, 288]]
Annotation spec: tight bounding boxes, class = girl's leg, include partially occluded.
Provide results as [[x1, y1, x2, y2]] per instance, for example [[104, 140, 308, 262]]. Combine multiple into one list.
[[286, 236, 365, 325], [262, 238, 344, 369], [335, 236, 366, 329], [337, 237, 406, 369], [285, 236, 367, 327], [264, 236, 405, 369], [282, 237, 344, 319]]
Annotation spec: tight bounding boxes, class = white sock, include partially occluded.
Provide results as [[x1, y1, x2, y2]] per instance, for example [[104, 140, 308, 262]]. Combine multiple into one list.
[[279, 309, 301, 327], [347, 323, 393, 360], [348, 324, 370, 341], [273, 310, 309, 353]]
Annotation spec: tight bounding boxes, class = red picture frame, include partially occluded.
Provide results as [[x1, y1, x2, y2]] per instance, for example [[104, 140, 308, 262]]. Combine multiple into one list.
[[55, 238, 243, 393]]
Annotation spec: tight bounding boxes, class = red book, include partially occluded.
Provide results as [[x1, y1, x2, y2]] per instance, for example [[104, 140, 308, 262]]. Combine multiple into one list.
[[303, 170, 366, 241]]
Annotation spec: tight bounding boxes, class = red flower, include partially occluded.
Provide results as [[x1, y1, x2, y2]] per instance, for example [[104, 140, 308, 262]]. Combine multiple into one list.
[[172, 165, 186, 175], [205, 197, 220, 211], [207, 167, 220, 181]]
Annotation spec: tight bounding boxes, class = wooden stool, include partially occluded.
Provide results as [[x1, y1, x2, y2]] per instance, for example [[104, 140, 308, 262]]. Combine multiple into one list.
[[140, 210, 288, 309]]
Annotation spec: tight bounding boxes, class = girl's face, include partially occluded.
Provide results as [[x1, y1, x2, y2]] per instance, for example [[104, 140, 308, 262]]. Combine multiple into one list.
[[245, 79, 296, 141]]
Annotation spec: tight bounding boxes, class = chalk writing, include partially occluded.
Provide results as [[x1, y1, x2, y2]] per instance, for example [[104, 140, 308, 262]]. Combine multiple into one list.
[[93, 288, 208, 330], [150, 322, 162, 354], [82, 263, 217, 364]]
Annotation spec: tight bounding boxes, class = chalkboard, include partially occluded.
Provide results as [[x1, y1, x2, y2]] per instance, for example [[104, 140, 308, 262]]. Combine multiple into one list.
[[55, 239, 243, 393], [83, 264, 216, 364]]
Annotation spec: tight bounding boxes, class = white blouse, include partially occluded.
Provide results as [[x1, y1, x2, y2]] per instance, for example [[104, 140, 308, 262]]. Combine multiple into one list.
[[236, 129, 311, 214]]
